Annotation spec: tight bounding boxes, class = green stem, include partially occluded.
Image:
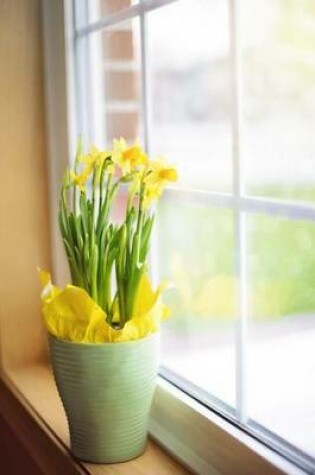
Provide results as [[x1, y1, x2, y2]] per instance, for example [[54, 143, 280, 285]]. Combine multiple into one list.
[[91, 243, 98, 302], [99, 160, 107, 212], [73, 185, 78, 216], [73, 136, 82, 216], [97, 173, 113, 237], [136, 184, 145, 264], [116, 225, 126, 328]]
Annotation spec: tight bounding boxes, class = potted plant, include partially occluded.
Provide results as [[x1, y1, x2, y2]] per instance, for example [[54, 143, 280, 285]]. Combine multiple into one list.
[[39, 137, 177, 463]]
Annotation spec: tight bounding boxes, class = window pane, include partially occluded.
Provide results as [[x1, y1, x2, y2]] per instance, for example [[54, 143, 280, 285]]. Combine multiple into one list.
[[242, 0, 315, 203], [247, 213, 315, 456], [100, 0, 137, 17], [88, 19, 143, 146], [77, 1, 138, 27], [104, 20, 142, 143], [148, 0, 232, 192], [158, 195, 236, 408]]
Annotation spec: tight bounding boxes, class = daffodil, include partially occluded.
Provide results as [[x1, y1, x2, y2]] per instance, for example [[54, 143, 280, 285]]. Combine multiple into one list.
[[112, 138, 148, 175], [80, 145, 112, 169], [145, 157, 178, 190], [141, 158, 177, 207], [50, 138, 177, 341], [70, 146, 114, 191], [143, 183, 162, 208], [70, 169, 91, 191], [80, 146, 113, 183]]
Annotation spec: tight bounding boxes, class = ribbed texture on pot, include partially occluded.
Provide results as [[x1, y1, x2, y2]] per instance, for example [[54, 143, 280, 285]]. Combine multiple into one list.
[[49, 334, 159, 463]]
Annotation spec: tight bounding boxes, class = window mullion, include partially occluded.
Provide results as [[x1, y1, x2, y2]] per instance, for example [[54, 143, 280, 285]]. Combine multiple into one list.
[[139, 0, 151, 153], [75, 0, 181, 38], [230, 0, 248, 424], [164, 188, 315, 222]]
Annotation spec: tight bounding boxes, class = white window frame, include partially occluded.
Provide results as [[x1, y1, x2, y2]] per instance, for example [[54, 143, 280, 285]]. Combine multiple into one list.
[[42, 0, 314, 473]]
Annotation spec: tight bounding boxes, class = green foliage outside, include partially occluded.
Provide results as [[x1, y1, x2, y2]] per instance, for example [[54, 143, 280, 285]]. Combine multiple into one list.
[[158, 186, 315, 326]]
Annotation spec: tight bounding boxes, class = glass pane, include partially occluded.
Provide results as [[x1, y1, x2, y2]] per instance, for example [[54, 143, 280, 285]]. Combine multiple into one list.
[[87, 19, 142, 146], [76, 1, 138, 27], [247, 213, 315, 456], [100, 0, 137, 17], [158, 195, 236, 408], [148, 0, 232, 192], [242, 0, 315, 202], [103, 20, 142, 144]]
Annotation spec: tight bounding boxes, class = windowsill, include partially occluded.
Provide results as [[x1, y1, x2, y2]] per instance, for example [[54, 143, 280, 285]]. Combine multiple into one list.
[[0, 364, 190, 474], [1, 362, 305, 475]]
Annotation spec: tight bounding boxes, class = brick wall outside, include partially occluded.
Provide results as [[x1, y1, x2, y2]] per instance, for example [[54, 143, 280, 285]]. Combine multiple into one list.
[[101, 0, 139, 142]]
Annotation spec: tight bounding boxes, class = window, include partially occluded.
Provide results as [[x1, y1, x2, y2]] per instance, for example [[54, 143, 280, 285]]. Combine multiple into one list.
[[72, 0, 315, 472]]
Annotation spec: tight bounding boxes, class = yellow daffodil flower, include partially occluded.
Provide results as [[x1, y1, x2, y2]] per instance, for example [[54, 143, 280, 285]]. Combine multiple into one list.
[[70, 169, 91, 191], [112, 138, 148, 175], [70, 147, 113, 190], [80, 146, 112, 169], [143, 183, 162, 208], [81, 146, 113, 182], [145, 157, 178, 189], [142, 157, 178, 207]]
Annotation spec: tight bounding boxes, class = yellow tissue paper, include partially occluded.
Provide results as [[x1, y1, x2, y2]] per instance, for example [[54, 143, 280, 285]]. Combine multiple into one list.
[[39, 270, 170, 343]]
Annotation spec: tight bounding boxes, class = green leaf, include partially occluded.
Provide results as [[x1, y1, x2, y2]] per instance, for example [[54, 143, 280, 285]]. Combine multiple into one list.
[[83, 236, 90, 286], [91, 242, 99, 302], [140, 214, 155, 263], [63, 238, 80, 285], [58, 207, 69, 241], [68, 212, 78, 247], [80, 191, 89, 235]]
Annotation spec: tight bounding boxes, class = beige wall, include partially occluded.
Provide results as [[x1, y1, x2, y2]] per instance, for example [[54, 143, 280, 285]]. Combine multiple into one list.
[[0, 0, 51, 370]]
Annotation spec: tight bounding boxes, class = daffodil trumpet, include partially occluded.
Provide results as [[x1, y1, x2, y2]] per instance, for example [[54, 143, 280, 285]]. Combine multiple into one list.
[[41, 137, 178, 342]]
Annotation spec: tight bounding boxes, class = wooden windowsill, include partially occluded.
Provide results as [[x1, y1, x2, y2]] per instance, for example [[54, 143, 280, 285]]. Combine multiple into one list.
[[0, 364, 190, 475]]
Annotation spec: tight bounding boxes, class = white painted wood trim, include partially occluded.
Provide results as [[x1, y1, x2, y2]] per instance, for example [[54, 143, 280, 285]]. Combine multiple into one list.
[[41, 0, 76, 285], [150, 378, 305, 475]]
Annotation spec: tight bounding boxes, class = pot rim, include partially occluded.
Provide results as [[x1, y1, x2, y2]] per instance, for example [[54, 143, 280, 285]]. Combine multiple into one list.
[[48, 331, 159, 348]]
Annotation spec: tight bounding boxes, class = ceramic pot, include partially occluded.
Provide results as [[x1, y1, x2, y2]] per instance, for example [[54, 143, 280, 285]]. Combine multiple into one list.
[[49, 333, 159, 463]]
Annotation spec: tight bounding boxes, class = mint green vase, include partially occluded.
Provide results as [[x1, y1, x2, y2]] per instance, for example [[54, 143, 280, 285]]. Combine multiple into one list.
[[49, 333, 160, 463]]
